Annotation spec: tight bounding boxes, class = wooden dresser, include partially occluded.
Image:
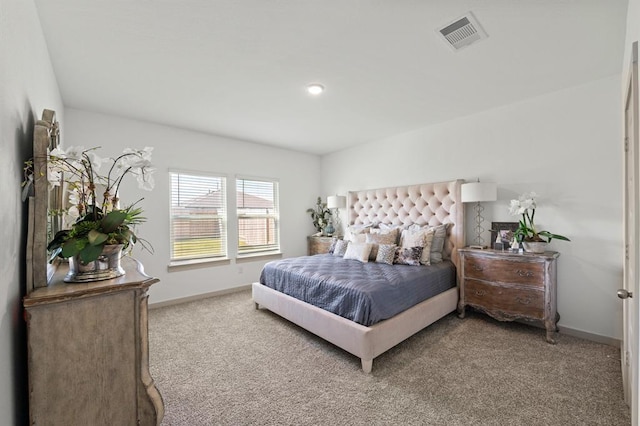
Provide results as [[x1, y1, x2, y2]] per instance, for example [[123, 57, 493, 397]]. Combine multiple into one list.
[[458, 248, 560, 343], [23, 257, 164, 425], [307, 235, 336, 255]]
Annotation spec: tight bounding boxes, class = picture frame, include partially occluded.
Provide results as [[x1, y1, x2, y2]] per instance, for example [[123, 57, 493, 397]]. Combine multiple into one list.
[[490, 222, 519, 250]]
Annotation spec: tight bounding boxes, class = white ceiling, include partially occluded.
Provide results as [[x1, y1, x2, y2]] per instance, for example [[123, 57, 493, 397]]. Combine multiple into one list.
[[34, 0, 628, 155]]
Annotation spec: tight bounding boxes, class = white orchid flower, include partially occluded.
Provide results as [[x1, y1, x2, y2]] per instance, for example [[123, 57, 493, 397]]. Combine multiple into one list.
[[137, 170, 155, 191], [64, 146, 86, 161]]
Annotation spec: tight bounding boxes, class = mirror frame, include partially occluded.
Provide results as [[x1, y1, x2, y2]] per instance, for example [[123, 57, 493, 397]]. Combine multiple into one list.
[[27, 109, 60, 291]]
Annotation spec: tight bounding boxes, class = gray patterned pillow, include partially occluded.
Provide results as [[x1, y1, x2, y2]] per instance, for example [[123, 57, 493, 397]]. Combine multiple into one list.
[[394, 246, 423, 266], [429, 224, 448, 263], [332, 239, 349, 257], [328, 237, 339, 254], [366, 232, 398, 260], [375, 244, 397, 265]]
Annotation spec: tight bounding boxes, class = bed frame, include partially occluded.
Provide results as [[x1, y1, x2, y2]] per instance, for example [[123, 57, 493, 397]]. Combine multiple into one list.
[[252, 179, 464, 372]]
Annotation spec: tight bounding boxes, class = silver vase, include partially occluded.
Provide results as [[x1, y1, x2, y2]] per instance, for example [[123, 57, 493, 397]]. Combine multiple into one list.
[[64, 244, 126, 283], [522, 241, 548, 254]]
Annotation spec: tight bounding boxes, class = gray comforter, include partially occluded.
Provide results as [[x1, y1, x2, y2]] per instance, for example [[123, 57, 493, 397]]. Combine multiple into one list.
[[259, 254, 456, 326]]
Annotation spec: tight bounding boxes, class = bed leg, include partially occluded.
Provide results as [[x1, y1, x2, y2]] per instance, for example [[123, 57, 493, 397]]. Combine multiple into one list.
[[254, 302, 260, 310], [361, 359, 373, 373]]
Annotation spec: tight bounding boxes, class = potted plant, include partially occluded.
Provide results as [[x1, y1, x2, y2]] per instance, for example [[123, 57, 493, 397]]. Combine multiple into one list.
[[24, 145, 155, 282], [306, 197, 332, 235], [509, 192, 570, 253]]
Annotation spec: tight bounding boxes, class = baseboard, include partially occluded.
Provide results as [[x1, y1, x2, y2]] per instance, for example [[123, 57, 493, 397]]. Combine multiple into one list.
[[149, 284, 252, 309], [558, 325, 621, 348]]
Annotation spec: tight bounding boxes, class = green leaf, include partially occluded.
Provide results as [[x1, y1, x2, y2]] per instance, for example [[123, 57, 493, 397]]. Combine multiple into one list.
[[47, 230, 70, 251], [60, 239, 82, 258], [101, 210, 127, 233], [88, 229, 108, 246], [79, 244, 104, 263], [539, 231, 570, 242]]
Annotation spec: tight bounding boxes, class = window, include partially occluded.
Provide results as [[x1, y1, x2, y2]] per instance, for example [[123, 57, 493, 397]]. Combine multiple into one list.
[[236, 177, 279, 255], [170, 171, 227, 262]]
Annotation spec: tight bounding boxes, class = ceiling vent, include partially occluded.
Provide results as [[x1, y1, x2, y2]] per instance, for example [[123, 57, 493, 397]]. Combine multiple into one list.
[[437, 12, 487, 51]]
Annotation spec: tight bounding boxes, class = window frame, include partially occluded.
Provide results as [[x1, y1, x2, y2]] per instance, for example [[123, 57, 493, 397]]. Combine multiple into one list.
[[169, 169, 228, 266], [236, 175, 280, 257]]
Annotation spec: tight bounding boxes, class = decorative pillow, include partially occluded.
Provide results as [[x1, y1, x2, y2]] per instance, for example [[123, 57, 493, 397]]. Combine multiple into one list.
[[421, 231, 435, 265], [400, 227, 426, 249], [343, 242, 373, 263], [394, 246, 423, 266], [366, 231, 398, 260], [349, 233, 367, 244], [428, 224, 449, 264], [332, 239, 349, 257], [370, 224, 401, 241], [375, 244, 397, 265], [401, 226, 435, 265], [327, 237, 339, 254], [344, 224, 371, 243]]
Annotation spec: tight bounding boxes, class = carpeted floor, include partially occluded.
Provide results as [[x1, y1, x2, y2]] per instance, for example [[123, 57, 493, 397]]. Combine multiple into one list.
[[148, 289, 630, 425]]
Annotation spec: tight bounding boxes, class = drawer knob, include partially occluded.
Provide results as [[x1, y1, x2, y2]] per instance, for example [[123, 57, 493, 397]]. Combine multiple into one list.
[[473, 265, 484, 272], [516, 296, 532, 305], [474, 289, 486, 296], [516, 270, 534, 277]]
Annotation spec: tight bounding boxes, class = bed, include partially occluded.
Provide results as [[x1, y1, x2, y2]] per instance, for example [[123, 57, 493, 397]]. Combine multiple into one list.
[[252, 179, 464, 372]]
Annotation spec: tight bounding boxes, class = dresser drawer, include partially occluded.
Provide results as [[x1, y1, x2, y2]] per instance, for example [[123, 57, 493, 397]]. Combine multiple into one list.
[[464, 279, 544, 319], [307, 236, 335, 255], [464, 256, 544, 287]]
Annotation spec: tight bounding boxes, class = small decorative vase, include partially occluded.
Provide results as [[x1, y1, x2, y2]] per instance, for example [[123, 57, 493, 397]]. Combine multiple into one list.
[[324, 222, 335, 237], [64, 244, 126, 283], [522, 241, 548, 254]]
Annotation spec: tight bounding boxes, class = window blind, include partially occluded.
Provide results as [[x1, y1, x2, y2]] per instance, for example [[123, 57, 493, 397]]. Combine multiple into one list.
[[236, 177, 279, 254], [170, 172, 227, 261]]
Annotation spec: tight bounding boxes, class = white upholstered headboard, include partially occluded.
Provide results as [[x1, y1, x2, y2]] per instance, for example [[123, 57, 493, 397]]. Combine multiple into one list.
[[347, 179, 465, 270]]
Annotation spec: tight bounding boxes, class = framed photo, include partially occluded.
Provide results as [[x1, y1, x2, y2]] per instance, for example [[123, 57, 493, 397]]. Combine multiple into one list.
[[490, 222, 519, 250]]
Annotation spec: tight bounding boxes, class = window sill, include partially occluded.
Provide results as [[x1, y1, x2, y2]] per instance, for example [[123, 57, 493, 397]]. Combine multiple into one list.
[[168, 257, 231, 271], [236, 251, 282, 263]]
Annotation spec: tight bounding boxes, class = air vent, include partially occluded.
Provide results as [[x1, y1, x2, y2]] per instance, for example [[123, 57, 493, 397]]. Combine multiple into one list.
[[437, 12, 487, 51]]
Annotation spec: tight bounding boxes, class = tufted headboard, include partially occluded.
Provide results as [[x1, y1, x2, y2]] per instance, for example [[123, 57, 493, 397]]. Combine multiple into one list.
[[347, 179, 465, 272]]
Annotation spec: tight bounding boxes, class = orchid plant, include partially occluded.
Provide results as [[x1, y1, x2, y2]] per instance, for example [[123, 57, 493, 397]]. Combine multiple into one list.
[[508, 192, 570, 243], [23, 145, 156, 263]]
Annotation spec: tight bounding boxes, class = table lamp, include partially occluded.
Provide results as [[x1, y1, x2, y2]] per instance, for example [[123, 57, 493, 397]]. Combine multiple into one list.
[[461, 181, 497, 249], [327, 195, 347, 235]]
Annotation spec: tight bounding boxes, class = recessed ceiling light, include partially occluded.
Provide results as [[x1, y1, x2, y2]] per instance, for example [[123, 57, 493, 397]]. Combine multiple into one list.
[[306, 84, 325, 95]]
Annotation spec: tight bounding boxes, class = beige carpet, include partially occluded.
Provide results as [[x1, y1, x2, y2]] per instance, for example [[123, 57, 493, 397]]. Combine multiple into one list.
[[148, 289, 630, 425]]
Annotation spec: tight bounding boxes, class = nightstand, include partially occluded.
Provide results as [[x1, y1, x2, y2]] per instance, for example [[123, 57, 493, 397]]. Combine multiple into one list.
[[458, 248, 560, 343], [307, 235, 336, 255]]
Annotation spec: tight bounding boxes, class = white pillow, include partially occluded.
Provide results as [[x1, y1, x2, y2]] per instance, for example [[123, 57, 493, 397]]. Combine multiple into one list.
[[343, 242, 373, 263]]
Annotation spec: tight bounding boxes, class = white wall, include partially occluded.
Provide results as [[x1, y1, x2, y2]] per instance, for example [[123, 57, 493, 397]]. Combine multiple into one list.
[[623, 0, 639, 85], [64, 108, 321, 304], [0, 0, 63, 424], [322, 75, 622, 340]]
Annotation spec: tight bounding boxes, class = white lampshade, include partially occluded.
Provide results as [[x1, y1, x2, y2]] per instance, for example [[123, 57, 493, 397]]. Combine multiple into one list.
[[461, 182, 497, 203], [327, 195, 346, 209]]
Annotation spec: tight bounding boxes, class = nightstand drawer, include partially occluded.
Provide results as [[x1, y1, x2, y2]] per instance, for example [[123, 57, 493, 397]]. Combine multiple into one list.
[[307, 236, 336, 255], [464, 256, 544, 287], [464, 279, 544, 319]]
